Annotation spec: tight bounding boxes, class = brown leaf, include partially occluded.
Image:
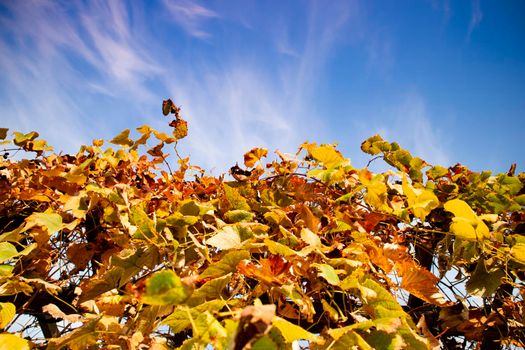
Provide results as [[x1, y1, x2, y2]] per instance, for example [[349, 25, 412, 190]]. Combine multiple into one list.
[[42, 304, 82, 323], [233, 304, 276, 350]]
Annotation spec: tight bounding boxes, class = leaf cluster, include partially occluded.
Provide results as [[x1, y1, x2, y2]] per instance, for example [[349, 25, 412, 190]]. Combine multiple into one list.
[[0, 108, 524, 349]]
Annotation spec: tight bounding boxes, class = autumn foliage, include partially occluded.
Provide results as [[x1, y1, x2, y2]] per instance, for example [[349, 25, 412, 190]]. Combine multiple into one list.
[[0, 101, 524, 349]]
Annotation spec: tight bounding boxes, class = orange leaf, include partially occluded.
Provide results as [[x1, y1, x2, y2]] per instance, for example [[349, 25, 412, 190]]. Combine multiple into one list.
[[243, 147, 268, 168], [397, 259, 452, 306]]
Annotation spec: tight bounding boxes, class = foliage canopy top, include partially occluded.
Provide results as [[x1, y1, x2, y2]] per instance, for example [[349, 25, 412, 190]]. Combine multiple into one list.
[[0, 101, 524, 349]]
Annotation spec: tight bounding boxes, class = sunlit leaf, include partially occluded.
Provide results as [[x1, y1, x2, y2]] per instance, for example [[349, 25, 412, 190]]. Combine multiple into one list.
[[0, 242, 18, 263], [313, 263, 340, 286], [171, 119, 188, 140], [273, 317, 323, 344], [244, 147, 268, 168], [109, 129, 133, 147], [444, 199, 478, 223], [200, 250, 250, 279], [163, 300, 227, 333], [141, 270, 193, 305], [0, 334, 30, 350], [402, 175, 439, 220], [13, 131, 38, 146], [207, 226, 242, 250], [331, 330, 373, 350], [224, 209, 255, 223], [0, 302, 16, 328], [510, 243, 525, 264], [303, 143, 349, 168], [26, 212, 63, 233]]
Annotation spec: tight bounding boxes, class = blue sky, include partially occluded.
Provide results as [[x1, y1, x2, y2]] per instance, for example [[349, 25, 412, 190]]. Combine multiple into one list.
[[0, 0, 524, 174]]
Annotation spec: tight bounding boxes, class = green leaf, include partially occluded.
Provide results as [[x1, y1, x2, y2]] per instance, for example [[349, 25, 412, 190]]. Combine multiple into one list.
[[0, 334, 30, 350], [165, 212, 199, 227], [331, 331, 373, 350], [426, 166, 448, 179], [466, 260, 505, 297], [0, 265, 14, 277], [0, 302, 16, 328], [187, 274, 232, 306], [47, 316, 100, 350], [141, 270, 193, 306], [223, 184, 251, 211], [163, 300, 227, 333], [313, 263, 340, 285], [200, 250, 250, 279], [224, 210, 255, 223], [193, 311, 227, 343], [515, 194, 525, 206], [109, 129, 133, 147], [0, 242, 18, 263], [251, 335, 278, 350], [130, 205, 155, 239], [264, 239, 297, 257], [360, 279, 407, 319]]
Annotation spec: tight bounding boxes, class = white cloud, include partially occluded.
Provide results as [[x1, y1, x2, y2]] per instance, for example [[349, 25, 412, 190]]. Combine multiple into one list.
[[353, 92, 450, 167], [0, 0, 358, 173], [162, 0, 218, 39], [158, 0, 358, 171], [467, 0, 483, 41], [0, 1, 164, 152]]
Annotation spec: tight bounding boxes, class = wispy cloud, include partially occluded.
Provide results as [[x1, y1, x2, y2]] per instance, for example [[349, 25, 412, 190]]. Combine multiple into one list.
[[0, 1, 164, 151], [162, 0, 218, 39], [0, 0, 357, 172], [160, 0, 357, 171], [353, 92, 450, 167], [467, 0, 483, 41]]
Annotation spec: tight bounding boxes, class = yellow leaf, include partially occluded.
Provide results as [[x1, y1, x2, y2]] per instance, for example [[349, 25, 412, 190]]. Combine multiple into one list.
[[449, 219, 477, 240], [303, 143, 348, 168], [0, 302, 16, 328], [402, 175, 439, 220], [25, 212, 63, 234], [0, 334, 30, 350], [510, 243, 525, 264], [300, 228, 321, 247], [109, 129, 133, 147], [445, 199, 490, 241], [444, 199, 477, 223], [273, 317, 323, 344]]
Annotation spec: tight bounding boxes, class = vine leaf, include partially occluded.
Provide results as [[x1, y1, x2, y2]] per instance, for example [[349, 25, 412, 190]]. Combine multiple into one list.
[[243, 147, 268, 168], [0, 302, 15, 328], [444, 199, 490, 240], [140, 270, 193, 306], [0, 334, 30, 350]]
